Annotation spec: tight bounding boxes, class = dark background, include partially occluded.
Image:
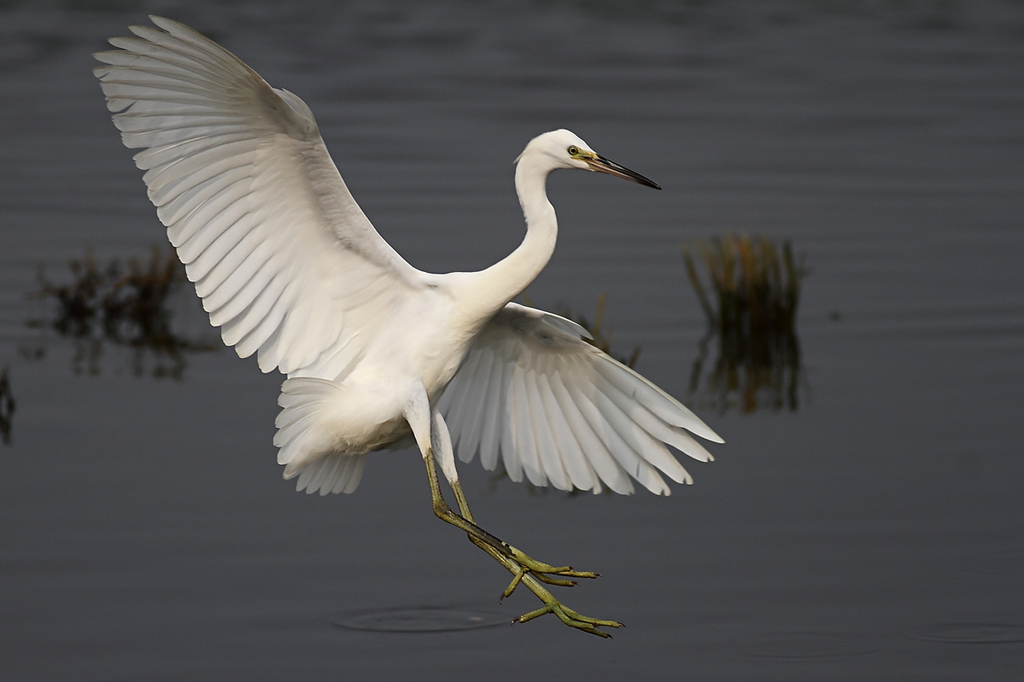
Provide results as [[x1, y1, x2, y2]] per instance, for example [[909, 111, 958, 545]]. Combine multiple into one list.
[[1, 1, 1022, 679]]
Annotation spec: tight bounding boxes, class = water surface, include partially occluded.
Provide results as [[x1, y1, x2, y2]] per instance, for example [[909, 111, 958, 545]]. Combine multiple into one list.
[[1, 2, 1022, 680]]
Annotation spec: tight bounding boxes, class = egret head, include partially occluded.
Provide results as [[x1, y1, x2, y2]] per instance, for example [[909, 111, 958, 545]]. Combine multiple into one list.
[[520, 129, 661, 190]]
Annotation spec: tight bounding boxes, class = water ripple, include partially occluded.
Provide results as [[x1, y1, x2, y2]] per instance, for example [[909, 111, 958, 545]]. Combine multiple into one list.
[[330, 605, 508, 633], [908, 623, 1024, 645], [718, 631, 879, 661]]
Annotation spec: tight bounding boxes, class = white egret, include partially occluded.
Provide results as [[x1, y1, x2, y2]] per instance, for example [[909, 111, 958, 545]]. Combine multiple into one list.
[[94, 16, 723, 637]]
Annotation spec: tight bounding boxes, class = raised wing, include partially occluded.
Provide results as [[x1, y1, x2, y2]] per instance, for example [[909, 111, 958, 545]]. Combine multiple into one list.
[[437, 303, 723, 495], [94, 16, 428, 378]]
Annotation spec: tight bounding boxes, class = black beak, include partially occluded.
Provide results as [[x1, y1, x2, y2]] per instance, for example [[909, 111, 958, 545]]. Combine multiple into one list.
[[586, 154, 661, 190]]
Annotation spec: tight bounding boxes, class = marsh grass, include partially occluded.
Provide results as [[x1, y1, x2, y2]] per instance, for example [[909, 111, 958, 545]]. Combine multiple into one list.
[[682, 234, 806, 413], [30, 246, 217, 379]]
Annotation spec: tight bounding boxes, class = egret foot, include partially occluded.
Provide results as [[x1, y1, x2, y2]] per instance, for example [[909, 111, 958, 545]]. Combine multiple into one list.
[[456, 519, 621, 637], [504, 545, 598, 593], [434, 497, 594, 593], [424, 448, 620, 637], [495, 552, 621, 637], [514, 600, 623, 638], [434, 492, 599, 597], [446, 464, 600, 595]]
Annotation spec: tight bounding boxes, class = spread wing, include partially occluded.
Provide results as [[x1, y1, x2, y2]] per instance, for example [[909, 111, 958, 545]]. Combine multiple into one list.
[[94, 16, 430, 378], [437, 303, 723, 495]]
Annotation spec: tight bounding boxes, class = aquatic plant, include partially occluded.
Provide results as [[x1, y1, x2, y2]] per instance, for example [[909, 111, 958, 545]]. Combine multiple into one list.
[[682, 234, 806, 413], [31, 246, 216, 379]]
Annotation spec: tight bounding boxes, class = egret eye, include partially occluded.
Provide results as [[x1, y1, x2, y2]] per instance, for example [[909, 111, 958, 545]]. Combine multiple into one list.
[[567, 145, 580, 156]]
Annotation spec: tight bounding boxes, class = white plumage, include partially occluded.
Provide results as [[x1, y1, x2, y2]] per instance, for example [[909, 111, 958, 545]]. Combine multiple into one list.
[[437, 303, 719, 495], [95, 15, 725, 638], [94, 16, 722, 500]]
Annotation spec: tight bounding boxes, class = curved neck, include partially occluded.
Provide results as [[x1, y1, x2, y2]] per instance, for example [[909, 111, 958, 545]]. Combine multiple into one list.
[[460, 155, 558, 319]]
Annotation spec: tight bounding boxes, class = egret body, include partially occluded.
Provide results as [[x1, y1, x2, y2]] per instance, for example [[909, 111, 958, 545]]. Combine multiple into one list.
[[94, 16, 723, 637]]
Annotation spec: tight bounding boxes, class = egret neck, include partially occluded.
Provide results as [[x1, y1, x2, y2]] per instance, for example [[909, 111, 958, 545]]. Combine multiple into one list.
[[460, 149, 558, 322]]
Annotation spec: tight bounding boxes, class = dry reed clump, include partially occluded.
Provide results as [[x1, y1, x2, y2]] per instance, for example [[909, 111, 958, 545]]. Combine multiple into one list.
[[682, 234, 806, 413], [31, 246, 216, 378]]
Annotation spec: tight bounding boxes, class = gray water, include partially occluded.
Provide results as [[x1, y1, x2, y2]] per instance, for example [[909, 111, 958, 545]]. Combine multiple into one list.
[[1, 1, 1022, 680]]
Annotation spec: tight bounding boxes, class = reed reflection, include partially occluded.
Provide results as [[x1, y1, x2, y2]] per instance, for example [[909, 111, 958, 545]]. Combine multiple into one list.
[[682, 234, 806, 413], [0, 366, 14, 445], [30, 246, 217, 379]]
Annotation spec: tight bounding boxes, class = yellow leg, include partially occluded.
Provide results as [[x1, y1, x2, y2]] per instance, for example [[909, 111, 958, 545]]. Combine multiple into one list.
[[447, 474, 596, 591], [422, 449, 622, 638]]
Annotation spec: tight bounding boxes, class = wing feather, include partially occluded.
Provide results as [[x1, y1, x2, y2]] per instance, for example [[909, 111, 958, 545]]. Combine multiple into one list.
[[525, 368, 571, 490], [511, 365, 544, 486], [183, 211, 253, 284], [221, 272, 287, 348], [497, 358, 522, 482], [457, 349, 493, 462], [533, 371, 577, 490], [592, 357, 723, 443], [477, 349, 505, 471], [444, 348, 480, 452], [566, 364, 669, 495], [592, 370, 713, 464], [547, 372, 622, 494], [588, 373, 694, 482], [234, 286, 291, 358], [439, 303, 721, 495], [95, 16, 431, 379], [585, 383, 676, 490]]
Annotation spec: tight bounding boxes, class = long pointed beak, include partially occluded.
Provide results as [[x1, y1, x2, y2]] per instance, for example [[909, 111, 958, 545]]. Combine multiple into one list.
[[586, 155, 661, 190]]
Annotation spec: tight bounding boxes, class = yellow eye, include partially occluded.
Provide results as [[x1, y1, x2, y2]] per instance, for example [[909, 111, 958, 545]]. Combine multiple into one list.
[[567, 146, 580, 156]]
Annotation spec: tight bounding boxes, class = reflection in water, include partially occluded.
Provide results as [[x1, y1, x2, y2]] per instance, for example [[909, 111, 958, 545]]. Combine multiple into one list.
[[29, 247, 217, 380], [682, 235, 806, 413], [0, 366, 13, 445]]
